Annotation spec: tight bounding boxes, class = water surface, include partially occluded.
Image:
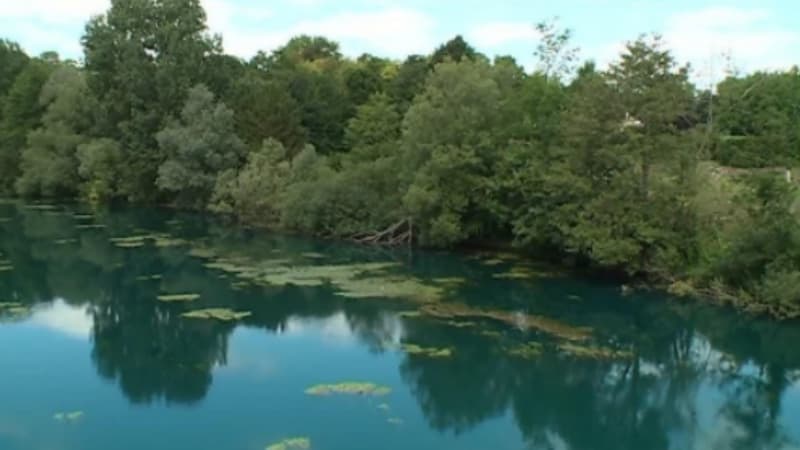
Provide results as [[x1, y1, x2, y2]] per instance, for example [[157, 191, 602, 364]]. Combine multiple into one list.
[[1, 202, 800, 450]]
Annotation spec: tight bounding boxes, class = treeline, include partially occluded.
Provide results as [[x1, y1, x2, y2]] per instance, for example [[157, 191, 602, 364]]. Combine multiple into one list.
[[0, 0, 799, 317]]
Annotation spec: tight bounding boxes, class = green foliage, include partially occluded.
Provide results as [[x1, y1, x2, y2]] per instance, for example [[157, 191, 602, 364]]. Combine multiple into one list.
[[76, 139, 124, 205], [156, 85, 245, 209], [16, 66, 93, 198], [82, 0, 223, 202], [210, 139, 292, 226], [514, 36, 698, 274], [0, 40, 30, 113], [229, 73, 306, 152], [401, 59, 505, 246], [715, 69, 800, 167], [0, 58, 55, 193]]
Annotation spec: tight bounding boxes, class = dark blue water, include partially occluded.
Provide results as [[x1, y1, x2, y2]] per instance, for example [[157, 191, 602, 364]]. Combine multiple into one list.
[[1, 201, 799, 450]]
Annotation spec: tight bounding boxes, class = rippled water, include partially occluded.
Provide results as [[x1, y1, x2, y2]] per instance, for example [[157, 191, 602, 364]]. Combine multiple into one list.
[[1, 201, 800, 450]]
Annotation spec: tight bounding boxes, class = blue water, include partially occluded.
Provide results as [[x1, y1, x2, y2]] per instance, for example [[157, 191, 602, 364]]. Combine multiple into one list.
[[1, 202, 799, 450]]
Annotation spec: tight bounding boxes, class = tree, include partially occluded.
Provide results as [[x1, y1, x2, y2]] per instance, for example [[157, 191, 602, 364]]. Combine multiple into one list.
[[431, 36, 480, 66], [533, 18, 580, 79], [210, 139, 292, 226], [229, 72, 307, 152], [77, 138, 124, 205], [401, 59, 505, 246], [344, 54, 391, 106], [547, 35, 698, 273], [715, 69, 800, 167], [16, 66, 93, 198], [0, 58, 55, 193], [156, 85, 245, 209], [0, 40, 29, 113], [389, 55, 430, 115], [82, 0, 223, 202]]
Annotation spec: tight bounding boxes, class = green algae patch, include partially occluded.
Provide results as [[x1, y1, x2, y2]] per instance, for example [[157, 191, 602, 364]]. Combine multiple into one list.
[[558, 342, 634, 360], [53, 411, 84, 422], [480, 330, 504, 339], [305, 382, 392, 397], [419, 302, 592, 342], [482, 259, 505, 266], [24, 204, 58, 211], [265, 437, 311, 450], [402, 344, 453, 358], [76, 224, 106, 230], [157, 293, 200, 303], [506, 342, 544, 359], [431, 277, 467, 287], [135, 274, 163, 281], [154, 237, 187, 248], [182, 308, 252, 322], [188, 247, 217, 259], [114, 241, 145, 249], [335, 276, 444, 303]]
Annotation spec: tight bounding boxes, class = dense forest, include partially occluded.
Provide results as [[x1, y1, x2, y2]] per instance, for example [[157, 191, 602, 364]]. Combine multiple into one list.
[[0, 0, 798, 317]]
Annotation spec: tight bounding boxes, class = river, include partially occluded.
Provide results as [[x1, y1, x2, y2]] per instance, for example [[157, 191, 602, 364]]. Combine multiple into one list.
[[1, 201, 799, 450]]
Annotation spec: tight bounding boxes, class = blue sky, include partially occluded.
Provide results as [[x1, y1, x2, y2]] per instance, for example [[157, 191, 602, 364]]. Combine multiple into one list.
[[1, 0, 797, 83]]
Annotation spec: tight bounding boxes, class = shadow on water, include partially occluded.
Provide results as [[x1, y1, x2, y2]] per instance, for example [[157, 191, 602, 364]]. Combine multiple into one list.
[[1, 200, 800, 449]]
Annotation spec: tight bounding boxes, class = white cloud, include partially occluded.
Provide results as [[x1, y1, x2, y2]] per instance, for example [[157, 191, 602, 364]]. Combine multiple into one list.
[[589, 6, 799, 84], [29, 299, 92, 340], [0, 0, 109, 24], [469, 21, 540, 48], [217, 7, 436, 59], [663, 6, 799, 82]]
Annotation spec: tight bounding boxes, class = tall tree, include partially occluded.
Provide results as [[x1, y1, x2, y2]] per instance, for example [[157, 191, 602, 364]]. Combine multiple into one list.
[[0, 58, 55, 193], [552, 35, 697, 273], [156, 85, 245, 209], [401, 59, 505, 246], [16, 66, 93, 198], [82, 0, 222, 202], [229, 71, 307, 152], [0, 40, 30, 114]]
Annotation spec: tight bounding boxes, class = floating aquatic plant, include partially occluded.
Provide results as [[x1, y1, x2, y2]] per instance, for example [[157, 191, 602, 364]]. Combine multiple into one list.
[[24, 204, 58, 211], [53, 411, 84, 422], [558, 342, 633, 360], [482, 259, 505, 266], [506, 342, 544, 359], [431, 277, 467, 287], [265, 437, 311, 450], [402, 344, 454, 358], [135, 274, 163, 281], [182, 308, 252, 321], [157, 293, 200, 302], [75, 224, 106, 230], [305, 382, 391, 397], [154, 237, 187, 248], [419, 302, 592, 342]]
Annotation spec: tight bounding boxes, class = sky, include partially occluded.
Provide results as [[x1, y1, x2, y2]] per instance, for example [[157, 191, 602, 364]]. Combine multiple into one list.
[[1, 0, 798, 84]]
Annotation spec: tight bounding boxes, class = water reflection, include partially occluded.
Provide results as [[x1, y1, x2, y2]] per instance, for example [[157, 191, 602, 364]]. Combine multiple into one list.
[[1, 202, 800, 449]]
